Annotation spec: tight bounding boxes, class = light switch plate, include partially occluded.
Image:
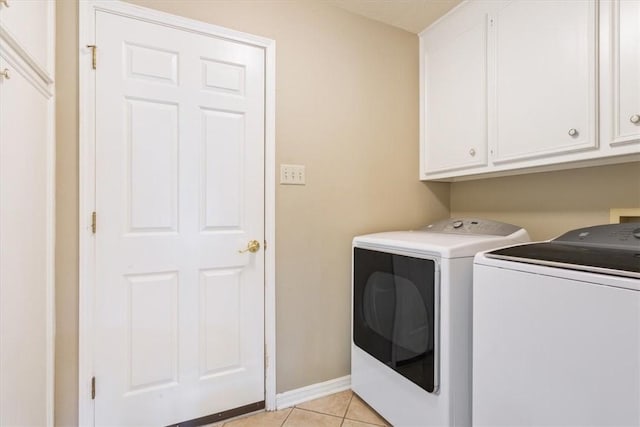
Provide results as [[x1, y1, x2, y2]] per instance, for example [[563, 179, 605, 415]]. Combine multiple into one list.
[[280, 164, 305, 185]]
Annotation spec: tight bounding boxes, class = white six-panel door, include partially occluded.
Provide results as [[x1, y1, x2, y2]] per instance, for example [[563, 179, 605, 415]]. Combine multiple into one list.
[[94, 10, 265, 426]]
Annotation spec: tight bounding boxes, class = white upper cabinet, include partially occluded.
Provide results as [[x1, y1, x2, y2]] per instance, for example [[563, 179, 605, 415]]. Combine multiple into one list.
[[602, 0, 640, 148], [421, 2, 489, 175], [0, 0, 54, 75], [492, 0, 597, 163], [420, 0, 640, 181]]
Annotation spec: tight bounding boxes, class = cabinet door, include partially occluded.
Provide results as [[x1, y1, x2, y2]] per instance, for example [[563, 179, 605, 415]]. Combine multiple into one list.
[[492, 0, 597, 163], [610, 0, 640, 146], [0, 52, 50, 427], [0, 0, 53, 73], [421, 5, 489, 176]]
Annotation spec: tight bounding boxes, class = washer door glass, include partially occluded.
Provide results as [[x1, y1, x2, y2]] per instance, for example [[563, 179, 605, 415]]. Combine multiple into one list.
[[353, 247, 437, 393]]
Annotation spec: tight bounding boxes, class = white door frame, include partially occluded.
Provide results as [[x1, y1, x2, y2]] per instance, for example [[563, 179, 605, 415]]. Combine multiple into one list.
[[78, 2, 276, 425]]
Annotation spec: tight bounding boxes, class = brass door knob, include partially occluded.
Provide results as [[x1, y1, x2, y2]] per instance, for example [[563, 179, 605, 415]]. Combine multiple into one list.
[[0, 0, 9, 8], [239, 240, 260, 253], [0, 69, 9, 80]]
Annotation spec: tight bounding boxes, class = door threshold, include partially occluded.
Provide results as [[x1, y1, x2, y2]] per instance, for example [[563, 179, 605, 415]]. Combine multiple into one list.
[[168, 401, 266, 427]]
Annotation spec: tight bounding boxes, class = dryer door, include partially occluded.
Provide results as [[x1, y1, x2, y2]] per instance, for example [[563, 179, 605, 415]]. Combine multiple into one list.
[[353, 247, 439, 393]]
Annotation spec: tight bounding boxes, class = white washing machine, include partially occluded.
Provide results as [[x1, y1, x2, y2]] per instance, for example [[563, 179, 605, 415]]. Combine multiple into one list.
[[351, 218, 530, 427], [473, 223, 640, 426]]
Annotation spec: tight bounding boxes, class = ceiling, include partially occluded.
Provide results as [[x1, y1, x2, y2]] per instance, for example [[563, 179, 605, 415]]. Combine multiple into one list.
[[330, 0, 462, 34]]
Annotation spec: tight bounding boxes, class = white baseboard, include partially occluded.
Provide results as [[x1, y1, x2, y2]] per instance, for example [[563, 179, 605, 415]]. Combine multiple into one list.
[[275, 375, 351, 410]]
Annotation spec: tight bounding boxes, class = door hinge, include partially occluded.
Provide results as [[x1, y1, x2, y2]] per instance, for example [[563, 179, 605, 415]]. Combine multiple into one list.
[[91, 376, 96, 400], [91, 211, 97, 234], [86, 45, 97, 70], [264, 240, 267, 251]]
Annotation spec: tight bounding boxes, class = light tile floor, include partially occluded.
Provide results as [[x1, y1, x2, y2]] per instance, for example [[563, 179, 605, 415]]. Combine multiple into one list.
[[207, 390, 389, 427]]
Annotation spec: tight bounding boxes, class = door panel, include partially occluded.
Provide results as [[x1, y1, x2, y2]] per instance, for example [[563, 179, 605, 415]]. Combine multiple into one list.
[[202, 109, 244, 229], [200, 269, 242, 376], [126, 98, 179, 232], [126, 272, 179, 392], [423, 14, 488, 174], [493, 0, 597, 162], [94, 10, 265, 426]]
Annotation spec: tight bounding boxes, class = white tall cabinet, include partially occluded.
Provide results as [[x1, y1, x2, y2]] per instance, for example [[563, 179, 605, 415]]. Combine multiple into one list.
[[0, 1, 55, 426], [420, 0, 640, 181]]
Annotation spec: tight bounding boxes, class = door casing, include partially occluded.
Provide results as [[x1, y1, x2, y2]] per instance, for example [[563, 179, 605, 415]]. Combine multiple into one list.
[[78, 2, 276, 425]]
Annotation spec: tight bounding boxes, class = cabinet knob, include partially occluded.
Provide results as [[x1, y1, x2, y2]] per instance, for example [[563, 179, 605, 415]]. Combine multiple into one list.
[[469, 148, 476, 156], [568, 128, 578, 137], [631, 114, 640, 124], [0, 0, 9, 7], [0, 68, 9, 80]]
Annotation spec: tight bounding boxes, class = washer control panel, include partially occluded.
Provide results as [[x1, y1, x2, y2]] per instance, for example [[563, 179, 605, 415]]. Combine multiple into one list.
[[554, 223, 640, 250], [423, 218, 522, 236]]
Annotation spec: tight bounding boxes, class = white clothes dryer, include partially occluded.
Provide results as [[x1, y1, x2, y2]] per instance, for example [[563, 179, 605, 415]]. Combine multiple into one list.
[[351, 218, 529, 427], [473, 223, 640, 426]]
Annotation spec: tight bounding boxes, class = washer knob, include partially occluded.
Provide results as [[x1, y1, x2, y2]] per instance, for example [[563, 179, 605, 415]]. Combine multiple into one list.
[[453, 220, 463, 229], [633, 228, 640, 239]]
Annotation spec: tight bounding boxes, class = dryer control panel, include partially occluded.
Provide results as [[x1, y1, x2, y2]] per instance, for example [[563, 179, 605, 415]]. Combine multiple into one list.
[[423, 218, 522, 236]]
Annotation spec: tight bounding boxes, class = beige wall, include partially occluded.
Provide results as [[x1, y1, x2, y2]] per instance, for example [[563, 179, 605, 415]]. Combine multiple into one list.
[[451, 162, 640, 241], [55, 0, 79, 424], [55, 1, 449, 425]]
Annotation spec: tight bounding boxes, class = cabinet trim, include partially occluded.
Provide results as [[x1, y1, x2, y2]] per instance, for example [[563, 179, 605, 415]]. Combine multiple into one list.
[[0, 37, 52, 98], [0, 25, 53, 86]]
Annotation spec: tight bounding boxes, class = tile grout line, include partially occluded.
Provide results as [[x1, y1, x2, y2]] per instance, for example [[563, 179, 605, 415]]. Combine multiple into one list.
[[292, 407, 344, 421], [340, 392, 355, 426], [346, 393, 389, 427], [279, 407, 294, 427]]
